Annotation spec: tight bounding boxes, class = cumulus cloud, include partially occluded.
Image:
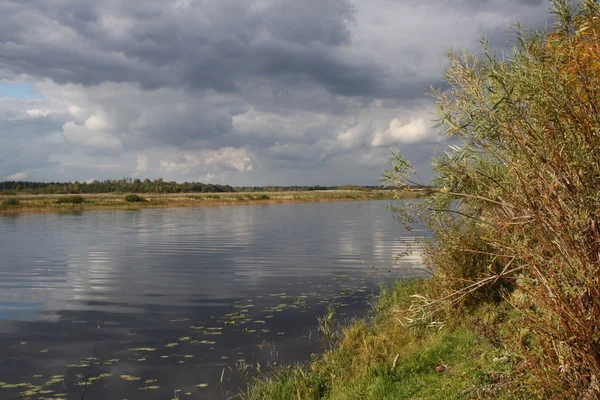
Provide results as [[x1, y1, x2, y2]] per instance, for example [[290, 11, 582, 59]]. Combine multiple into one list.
[[5, 172, 28, 180], [160, 159, 193, 174], [62, 114, 123, 155], [154, 147, 254, 182], [135, 154, 149, 176], [0, 0, 554, 184], [205, 147, 254, 172], [372, 116, 439, 147]]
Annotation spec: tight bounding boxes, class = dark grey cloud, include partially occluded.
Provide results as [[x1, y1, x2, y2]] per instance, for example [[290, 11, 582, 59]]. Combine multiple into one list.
[[2, 0, 378, 96], [1, 0, 552, 103], [0, 0, 455, 102]]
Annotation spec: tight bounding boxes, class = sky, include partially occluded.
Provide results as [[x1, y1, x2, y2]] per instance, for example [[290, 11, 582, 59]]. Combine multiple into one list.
[[0, 0, 554, 186]]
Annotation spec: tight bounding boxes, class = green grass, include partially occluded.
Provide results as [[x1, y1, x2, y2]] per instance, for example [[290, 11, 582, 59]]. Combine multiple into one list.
[[246, 331, 484, 400], [1, 197, 19, 206], [330, 330, 497, 400], [124, 194, 145, 202], [54, 195, 85, 204], [243, 280, 534, 400]]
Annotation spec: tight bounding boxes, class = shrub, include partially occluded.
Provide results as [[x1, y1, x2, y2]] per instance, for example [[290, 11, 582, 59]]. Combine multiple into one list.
[[124, 194, 144, 202], [1, 197, 19, 206], [55, 195, 85, 204], [258, 194, 270, 200], [385, 2, 600, 397]]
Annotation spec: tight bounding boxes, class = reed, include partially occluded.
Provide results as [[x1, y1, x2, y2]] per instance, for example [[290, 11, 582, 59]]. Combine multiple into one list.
[[385, 1, 600, 397]]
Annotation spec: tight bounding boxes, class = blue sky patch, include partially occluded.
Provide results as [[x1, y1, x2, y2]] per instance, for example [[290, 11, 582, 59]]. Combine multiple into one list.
[[0, 81, 41, 98]]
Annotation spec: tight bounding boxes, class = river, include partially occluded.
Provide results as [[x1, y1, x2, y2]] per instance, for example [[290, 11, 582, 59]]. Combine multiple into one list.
[[0, 199, 427, 399]]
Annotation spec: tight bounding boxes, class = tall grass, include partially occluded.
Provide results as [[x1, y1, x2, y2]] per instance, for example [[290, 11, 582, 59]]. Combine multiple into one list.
[[385, 1, 600, 397], [54, 195, 85, 204], [316, 303, 341, 349]]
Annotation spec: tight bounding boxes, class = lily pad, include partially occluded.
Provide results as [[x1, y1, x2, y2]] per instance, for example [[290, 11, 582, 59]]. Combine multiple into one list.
[[120, 375, 142, 381], [130, 347, 157, 352]]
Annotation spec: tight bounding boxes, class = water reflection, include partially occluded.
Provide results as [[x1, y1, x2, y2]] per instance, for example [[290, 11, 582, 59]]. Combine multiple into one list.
[[0, 200, 427, 399]]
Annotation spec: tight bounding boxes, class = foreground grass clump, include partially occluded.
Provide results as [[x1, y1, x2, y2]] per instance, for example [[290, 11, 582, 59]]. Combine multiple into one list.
[[1, 197, 19, 206], [124, 194, 145, 202], [54, 195, 85, 204], [244, 280, 534, 400]]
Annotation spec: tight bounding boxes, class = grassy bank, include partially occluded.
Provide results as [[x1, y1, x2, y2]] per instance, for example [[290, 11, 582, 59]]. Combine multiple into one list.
[[243, 280, 536, 400], [0, 190, 425, 215]]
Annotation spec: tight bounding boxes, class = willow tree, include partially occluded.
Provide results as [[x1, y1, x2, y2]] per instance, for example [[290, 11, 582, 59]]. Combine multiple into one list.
[[386, 1, 600, 397]]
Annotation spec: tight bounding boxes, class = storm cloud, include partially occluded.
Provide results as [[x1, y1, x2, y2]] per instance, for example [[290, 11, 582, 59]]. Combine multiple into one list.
[[0, 0, 553, 185]]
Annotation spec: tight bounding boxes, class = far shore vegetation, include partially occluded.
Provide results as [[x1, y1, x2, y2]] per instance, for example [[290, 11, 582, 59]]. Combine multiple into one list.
[[0, 189, 427, 214], [243, 1, 600, 399]]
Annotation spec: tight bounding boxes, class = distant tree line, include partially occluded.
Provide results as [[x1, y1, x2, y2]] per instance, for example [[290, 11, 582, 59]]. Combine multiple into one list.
[[0, 179, 401, 195], [0, 179, 235, 194]]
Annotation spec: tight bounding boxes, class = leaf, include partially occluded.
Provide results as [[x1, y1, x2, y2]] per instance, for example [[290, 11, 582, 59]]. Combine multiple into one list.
[[120, 375, 142, 381], [2, 383, 32, 389], [138, 385, 160, 390]]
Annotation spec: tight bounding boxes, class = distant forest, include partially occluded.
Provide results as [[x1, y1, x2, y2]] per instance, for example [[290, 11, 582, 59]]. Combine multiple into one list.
[[0, 179, 390, 194]]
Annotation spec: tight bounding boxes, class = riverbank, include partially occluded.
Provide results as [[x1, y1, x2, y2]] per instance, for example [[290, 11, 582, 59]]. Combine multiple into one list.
[[0, 190, 425, 215], [243, 279, 538, 400]]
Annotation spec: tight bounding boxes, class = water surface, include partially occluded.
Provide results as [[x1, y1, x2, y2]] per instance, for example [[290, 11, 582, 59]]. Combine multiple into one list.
[[0, 200, 427, 399]]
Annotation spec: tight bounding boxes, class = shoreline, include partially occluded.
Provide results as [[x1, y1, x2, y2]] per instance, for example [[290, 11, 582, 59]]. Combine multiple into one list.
[[0, 190, 425, 215], [243, 280, 528, 400]]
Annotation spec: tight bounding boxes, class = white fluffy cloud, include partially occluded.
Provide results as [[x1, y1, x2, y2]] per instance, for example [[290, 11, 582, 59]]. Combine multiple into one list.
[[372, 116, 439, 147], [158, 147, 254, 177], [205, 148, 254, 172], [5, 172, 28, 180], [62, 117, 123, 155], [135, 154, 149, 175]]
